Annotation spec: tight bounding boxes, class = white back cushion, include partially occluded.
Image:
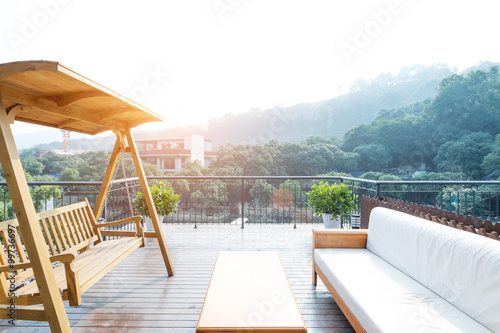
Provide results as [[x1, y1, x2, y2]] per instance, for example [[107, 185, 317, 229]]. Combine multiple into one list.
[[366, 207, 500, 332]]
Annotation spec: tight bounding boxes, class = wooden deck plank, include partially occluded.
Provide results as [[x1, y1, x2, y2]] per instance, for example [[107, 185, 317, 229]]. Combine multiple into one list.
[[0, 225, 354, 332]]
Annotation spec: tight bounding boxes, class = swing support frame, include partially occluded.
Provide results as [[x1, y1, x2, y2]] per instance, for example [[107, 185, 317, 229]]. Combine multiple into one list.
[[0, 60, 174, 332]]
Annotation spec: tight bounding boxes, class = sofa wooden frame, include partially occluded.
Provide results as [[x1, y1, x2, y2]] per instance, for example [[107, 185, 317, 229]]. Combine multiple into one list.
[[312, 229, 368, 333]]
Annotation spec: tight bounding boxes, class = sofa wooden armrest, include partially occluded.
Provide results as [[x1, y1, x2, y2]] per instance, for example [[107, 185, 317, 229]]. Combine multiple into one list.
[[313, 229, 368, 249], [312, 229, 368, 286]]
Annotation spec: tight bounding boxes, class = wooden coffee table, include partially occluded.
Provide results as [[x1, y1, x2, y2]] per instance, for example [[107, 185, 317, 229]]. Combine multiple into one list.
[[196, 251, 307, 332]]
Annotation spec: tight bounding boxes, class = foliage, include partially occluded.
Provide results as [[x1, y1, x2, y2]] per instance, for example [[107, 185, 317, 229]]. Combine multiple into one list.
[[437, 185, 498, 217], [307, 181, 357, 220], [272, 188, 293, 208], [412, 172, 469, 181], [211, 143, 283, 176], [249, 180, 273, 205], [353, 144, 391, 171], [133, 182, 179, 218], [338, 66, 500, 178], [279, 180, 307, 208], [481, 134, 500, 176], [424, 67, 500, 137], [12, 66, 500, 181], [193, 180, 229, 210], [22, 158, 44, 176], [434, 132, 493, 178], [193, 64, 452, 145], [21, 151, 164, 181], [58, 167, 79, 181]]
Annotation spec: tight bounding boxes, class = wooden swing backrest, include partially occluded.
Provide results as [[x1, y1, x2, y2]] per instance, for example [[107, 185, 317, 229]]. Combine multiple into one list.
[[0, 199, 100, 286]]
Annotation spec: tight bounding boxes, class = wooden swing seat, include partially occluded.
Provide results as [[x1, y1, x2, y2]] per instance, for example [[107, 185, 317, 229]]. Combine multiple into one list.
[[0, 199, 144, 307]]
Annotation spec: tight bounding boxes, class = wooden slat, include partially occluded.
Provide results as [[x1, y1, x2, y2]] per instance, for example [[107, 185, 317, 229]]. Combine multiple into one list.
[[0, 305, 47, 321], [0, 219, 19, 231], [75, 207, 91, 239], [0, 85, 128, 134], [48, 215, 64, 254], [39, 218, 57, 256], [0, 229, 25, 277], [79, 239, 143, 294], [63, 211, 80, 245], [58, 213, 75, 249], [15, 237, 142, 299], [37, 201, 88, 219], [68, 210, 83, 243]]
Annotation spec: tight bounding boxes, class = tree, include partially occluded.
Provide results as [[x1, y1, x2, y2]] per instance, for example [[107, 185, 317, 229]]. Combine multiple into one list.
[[353, 144, 391, 171], [481, 134, 500, 176], [413, 172, 468, 181], [249, 180, 273, 206], [279, 180, 307, 208], [359, 171, 387, 181], [341, 124, 376, 152], [58, 167, 79, 181], [426, 67, 500, 137], [22, 158, 44, 176], [434, 132, 493, 179]]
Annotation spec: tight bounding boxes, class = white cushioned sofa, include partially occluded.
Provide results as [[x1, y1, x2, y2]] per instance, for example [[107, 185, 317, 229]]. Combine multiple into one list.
[[312, 207, 500, 333]]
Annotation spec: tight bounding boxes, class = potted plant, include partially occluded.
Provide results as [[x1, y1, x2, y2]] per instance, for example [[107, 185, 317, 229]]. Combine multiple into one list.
[[307, 181, 357, 228], [133, 182, 180, 231]]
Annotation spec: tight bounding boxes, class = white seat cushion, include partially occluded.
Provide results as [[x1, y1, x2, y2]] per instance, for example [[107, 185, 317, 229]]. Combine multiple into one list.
[[315, 248, 491, 333], [367, 207, 500, 331]]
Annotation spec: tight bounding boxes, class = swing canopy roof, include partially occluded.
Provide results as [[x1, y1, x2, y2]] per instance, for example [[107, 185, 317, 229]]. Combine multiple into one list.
[[0, 60, 163, 135]]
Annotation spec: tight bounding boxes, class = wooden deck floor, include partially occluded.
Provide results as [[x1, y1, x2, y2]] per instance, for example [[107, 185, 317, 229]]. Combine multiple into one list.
[[0, 224, 354, 332]]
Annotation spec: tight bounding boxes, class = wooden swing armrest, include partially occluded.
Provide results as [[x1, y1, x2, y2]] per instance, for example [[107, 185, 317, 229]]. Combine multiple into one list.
[[51, 252, 78, 264], [96, 216, 142, 228], [0, 253, 77, 273], [95, 216, 144, 238]]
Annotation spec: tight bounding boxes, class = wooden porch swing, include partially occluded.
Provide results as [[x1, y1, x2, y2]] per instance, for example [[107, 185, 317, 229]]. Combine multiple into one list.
[[0, 60, 174, 332]]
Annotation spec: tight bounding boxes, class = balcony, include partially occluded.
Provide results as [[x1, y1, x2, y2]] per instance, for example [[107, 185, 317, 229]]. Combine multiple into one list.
[[0, 176, 499, 332]]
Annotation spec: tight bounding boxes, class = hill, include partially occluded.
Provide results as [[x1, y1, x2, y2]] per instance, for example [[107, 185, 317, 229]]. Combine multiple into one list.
[[20, 62, 498, 151], [156, 64, 454, 145]]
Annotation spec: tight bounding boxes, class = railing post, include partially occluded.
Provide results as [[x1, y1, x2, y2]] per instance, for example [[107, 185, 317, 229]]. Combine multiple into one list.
[[241, 178, 245, 229], [376, 183, 380, 197]]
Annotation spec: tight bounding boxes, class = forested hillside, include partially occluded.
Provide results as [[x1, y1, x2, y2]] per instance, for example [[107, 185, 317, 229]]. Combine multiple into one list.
[[153, 64, 454, 145], [27, 62, 496, 150], [10, 64, 500, 181], [342, 66, 500, 178]]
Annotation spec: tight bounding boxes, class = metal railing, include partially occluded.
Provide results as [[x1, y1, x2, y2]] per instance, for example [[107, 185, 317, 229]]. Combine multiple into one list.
[[1, 177, 499, 227]]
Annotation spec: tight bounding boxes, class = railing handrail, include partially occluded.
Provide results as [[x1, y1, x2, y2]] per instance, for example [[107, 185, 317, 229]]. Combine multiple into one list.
[[2, 177, 500, 187], [0, 181, 103, 187]]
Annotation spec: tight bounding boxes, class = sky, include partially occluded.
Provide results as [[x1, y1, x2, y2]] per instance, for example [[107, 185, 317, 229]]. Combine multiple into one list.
[[2, 0, 500, 141]]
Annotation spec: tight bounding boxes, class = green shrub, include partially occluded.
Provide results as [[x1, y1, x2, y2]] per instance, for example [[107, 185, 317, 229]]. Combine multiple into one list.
[[133, 182, 180, 218], [307, 181, 357, 220]]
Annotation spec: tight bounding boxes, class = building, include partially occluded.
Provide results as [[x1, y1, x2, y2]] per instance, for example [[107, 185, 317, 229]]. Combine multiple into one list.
[[34, 149, 86, 158], [136, 134, 216, 173]]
